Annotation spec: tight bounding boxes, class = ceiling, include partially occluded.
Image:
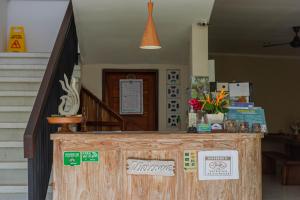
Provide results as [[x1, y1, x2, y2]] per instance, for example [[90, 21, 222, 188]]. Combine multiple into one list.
[[209, 0, 300, 56], [73, 0, 299, 65], [72, 0, 215, 65]]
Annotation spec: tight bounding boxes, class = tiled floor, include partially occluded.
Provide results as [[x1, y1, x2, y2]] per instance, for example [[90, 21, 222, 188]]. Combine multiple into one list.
[[263, 175, 300, 200]]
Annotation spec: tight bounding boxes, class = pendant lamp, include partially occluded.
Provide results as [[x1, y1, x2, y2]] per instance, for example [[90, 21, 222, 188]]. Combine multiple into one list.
[[140, 0, 161, 49]]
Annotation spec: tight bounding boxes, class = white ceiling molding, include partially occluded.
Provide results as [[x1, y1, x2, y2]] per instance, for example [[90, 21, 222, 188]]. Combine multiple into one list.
[[209, 52, 300, 60]]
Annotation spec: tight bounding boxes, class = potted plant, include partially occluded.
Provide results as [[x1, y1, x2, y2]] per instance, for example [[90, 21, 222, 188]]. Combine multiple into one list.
[[188, 90, 229, 125], [201, 89, 229, 124]]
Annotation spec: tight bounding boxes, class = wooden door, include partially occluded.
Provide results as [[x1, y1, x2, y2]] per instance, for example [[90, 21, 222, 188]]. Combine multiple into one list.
[[103, 70, 158, 131]]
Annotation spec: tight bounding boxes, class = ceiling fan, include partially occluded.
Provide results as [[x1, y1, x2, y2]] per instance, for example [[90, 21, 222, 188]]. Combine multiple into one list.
[[263, 26, 300, 48]]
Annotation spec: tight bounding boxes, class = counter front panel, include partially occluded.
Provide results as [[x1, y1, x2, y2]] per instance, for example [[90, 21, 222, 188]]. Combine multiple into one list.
[[51, 132, 262, 200]]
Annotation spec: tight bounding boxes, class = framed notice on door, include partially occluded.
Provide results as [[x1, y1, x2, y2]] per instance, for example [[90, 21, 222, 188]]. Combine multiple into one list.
[[119, 79, 143, 115]]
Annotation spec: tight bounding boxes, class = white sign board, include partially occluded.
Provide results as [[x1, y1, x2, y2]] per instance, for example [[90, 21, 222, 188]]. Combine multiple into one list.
[[229, 82, 250, 97], [127, 159, 175, 176], [198, 150, 239, 180], [217, 82, 229, 92], [119, 79, 143, 114]]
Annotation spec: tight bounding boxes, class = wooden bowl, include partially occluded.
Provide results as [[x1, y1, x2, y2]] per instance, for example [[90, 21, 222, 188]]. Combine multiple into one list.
[[47, 116, 82, 133], [47, 116, 82, 124]]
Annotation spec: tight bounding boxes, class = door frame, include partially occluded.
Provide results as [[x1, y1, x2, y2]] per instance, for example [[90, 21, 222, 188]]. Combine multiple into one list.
[[102, 69, 159, 131]]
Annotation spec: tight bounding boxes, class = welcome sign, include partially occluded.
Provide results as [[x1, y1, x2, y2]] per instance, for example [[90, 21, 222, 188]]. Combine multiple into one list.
[[127, 159, 175, 176]]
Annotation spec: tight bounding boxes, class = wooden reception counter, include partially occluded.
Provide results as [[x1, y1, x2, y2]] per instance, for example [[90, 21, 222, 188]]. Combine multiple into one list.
[[51, 132, 262, 200]]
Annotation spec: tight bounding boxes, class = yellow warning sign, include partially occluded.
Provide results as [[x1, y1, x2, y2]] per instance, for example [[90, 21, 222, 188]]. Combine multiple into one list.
[[7, 26, 26, 52]]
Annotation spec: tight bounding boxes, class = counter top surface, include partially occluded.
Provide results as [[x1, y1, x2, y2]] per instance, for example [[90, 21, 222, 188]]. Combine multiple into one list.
[[51, 131, 262, 140]]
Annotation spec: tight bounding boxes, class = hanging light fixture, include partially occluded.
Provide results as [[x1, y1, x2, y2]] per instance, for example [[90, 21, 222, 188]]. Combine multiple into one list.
[[140, 0, 161, 49]]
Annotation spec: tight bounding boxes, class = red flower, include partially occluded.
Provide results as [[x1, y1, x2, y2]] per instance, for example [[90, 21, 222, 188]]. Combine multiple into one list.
[[188, 98, 202, 111]]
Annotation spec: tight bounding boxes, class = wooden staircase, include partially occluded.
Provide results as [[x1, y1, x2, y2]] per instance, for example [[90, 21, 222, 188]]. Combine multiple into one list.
[[80, 86, 125, 131], [22, 2, 125, 200]]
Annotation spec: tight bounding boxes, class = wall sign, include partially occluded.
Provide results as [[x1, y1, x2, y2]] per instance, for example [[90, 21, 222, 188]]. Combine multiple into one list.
[[64, 152, 81, 166], [127, 159, 175, 176], [63, 151, 99, 166], [198, 150, 239, 180], [120, 79, 143, 114], [184, 150, 197, 172], [82, 151, 99, 162]]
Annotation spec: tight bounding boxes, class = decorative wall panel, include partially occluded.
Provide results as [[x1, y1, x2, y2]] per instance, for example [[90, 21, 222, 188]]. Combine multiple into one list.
[[166, 69, 181, 129]]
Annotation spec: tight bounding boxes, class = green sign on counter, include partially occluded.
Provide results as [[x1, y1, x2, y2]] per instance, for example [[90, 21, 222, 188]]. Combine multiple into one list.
[[197, 123, 211, 133], [82, 151, 99, 162], [64, 152, 81, 166]]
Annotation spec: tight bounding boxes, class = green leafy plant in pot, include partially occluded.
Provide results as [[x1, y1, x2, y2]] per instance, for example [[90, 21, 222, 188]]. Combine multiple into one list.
[[201, 89, 229, 124]]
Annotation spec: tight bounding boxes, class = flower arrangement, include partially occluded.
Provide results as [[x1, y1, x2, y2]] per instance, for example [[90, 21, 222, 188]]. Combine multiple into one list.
[[188, 98, 202, 111], [202, 90, 229, 114], [188, 90, 229, 114]]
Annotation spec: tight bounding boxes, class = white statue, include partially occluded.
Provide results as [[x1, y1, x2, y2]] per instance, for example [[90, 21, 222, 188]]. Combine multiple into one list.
[[58, 74, 80, 116], [291, 120, 300, 135]]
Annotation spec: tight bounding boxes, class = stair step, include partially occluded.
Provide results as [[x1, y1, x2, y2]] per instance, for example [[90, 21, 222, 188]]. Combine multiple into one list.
[[0, 129, 24, 141], [0, 123, 27, 129], [0, 145, 25, 161], [0, 77, 42, 83], [0, 193, 52, 200], [0, 141, 23, 148], [0, 82, 41, 91], [0, 98, 35, 106], [0, 91, 37, 97], [0, 64, 80, 71], [0, 193, 28, 200], [0, 81, 41, 91], [0, 107, 31, 123], [0, 162, 27, 169], [0, 185, 28, 193], [0, 91, 36, 106], [0, 71, 80, 78], [0, 106, 32, 112], [0, 185, 53, 200], [0, 66, 80, 77], [0, 142, 24, 159], [0, 65, 46, 70], [0, 107, 31, 122], [0, 168, 27, 185], [0, 185, 53, 193], [0, 52, 50, 65], [0, 77, 41, 91], [0, 65, 46, 77], [0, 70, 45, 78]]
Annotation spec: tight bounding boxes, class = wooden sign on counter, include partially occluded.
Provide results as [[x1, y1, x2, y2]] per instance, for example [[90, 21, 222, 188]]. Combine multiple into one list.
[[127, 159, 175, 176]]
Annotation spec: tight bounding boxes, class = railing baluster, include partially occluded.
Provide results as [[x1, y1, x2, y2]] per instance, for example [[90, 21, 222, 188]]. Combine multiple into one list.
[[79, 87, 125, 131]]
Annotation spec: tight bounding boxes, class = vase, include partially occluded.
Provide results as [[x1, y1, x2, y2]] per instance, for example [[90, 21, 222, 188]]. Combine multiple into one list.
[[206, 113, 224, 124]]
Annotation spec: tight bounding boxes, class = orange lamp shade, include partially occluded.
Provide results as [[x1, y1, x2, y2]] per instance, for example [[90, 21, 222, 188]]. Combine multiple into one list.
[[140, 1, 161, 49]]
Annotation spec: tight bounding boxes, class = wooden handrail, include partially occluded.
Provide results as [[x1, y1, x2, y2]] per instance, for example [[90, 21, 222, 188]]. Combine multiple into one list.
[[24, 2, 75, 158], [80, 86, 125, 131], [23, 1, 78, 200]]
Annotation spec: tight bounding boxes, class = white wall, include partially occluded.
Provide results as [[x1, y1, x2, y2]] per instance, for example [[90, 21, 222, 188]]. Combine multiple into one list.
[[0, 0, 8, 51], [82, 64, 189, 131], [6, 0, 68, 52]]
